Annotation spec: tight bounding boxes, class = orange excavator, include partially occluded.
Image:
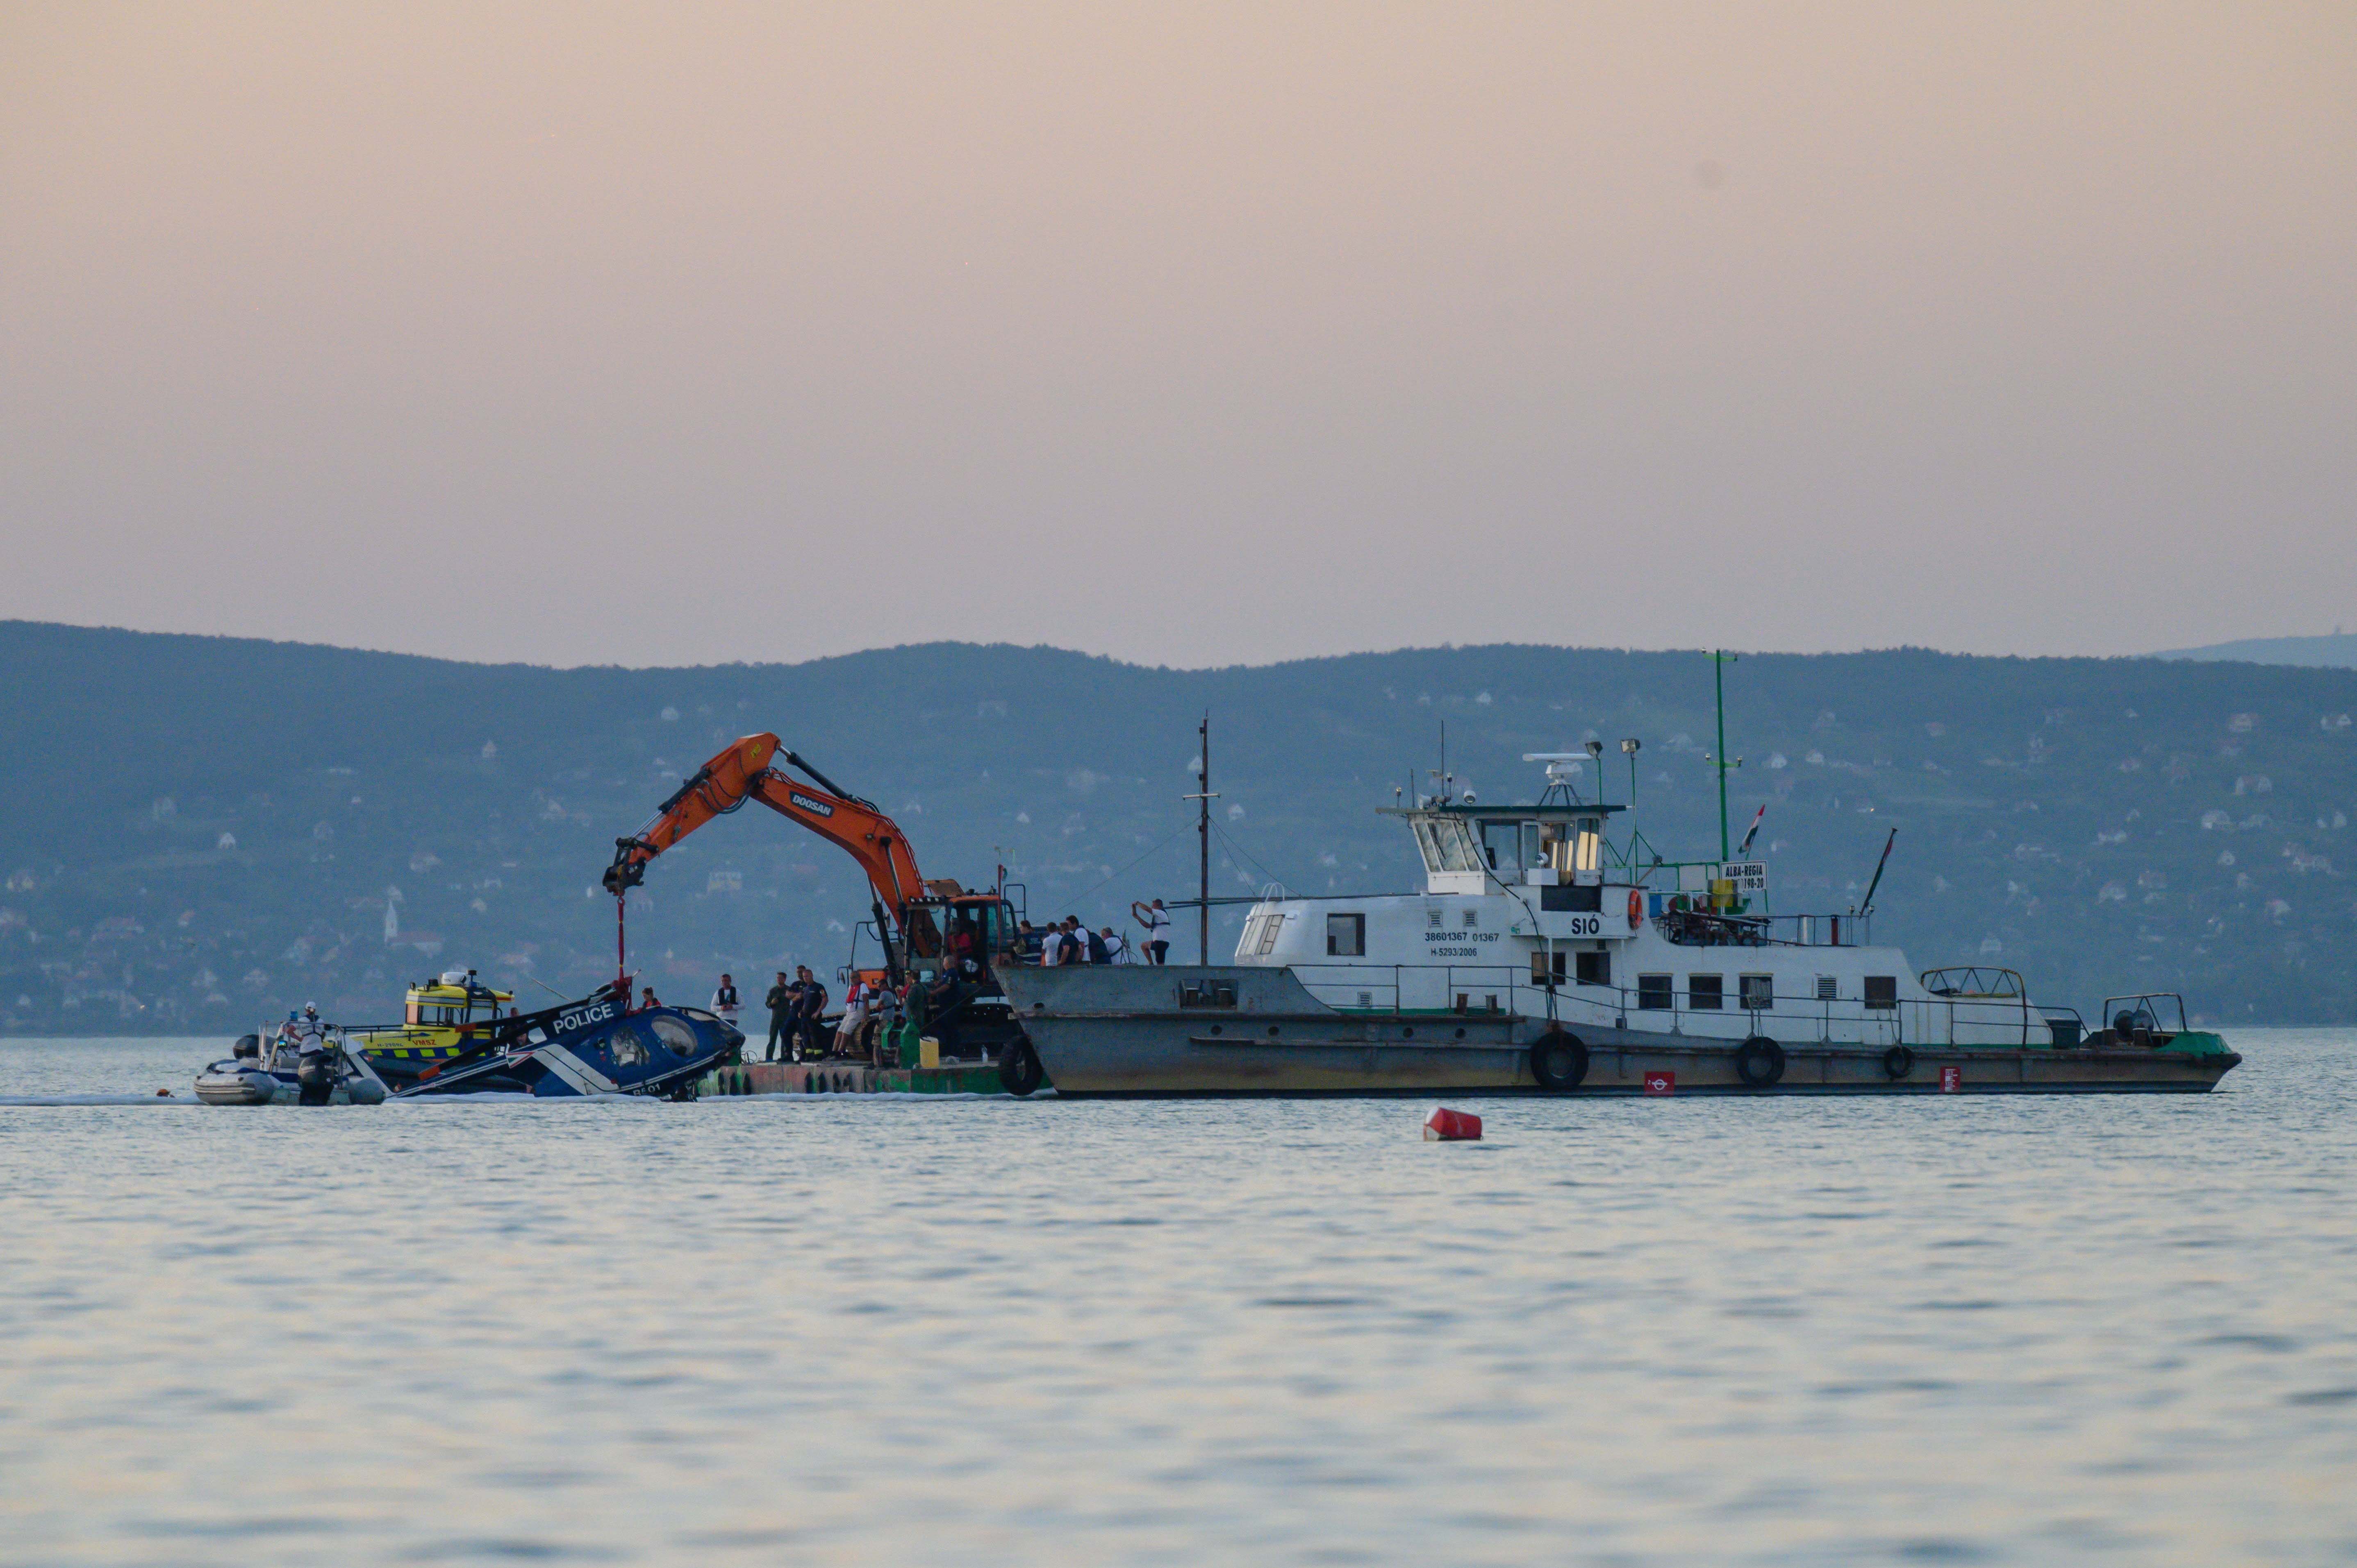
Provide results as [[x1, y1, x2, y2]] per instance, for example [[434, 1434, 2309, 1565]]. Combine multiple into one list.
[[602, 736, 1031, 1066]]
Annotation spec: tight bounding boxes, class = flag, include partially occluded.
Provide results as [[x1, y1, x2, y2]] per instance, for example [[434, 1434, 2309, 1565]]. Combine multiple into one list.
[[1735, 804, 1767, 858], [1860, 828, 1898, 913]]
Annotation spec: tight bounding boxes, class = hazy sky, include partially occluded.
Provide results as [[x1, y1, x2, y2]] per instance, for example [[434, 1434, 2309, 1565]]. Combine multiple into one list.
[[5, 4, 2352, 669]]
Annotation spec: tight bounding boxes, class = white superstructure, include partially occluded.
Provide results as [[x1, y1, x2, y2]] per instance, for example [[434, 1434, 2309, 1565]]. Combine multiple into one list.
[[1231, 767, 2066, 1050]]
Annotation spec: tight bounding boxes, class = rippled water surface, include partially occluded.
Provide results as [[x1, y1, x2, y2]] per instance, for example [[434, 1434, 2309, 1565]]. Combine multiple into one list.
[[3, 1033, 2354, 1564]]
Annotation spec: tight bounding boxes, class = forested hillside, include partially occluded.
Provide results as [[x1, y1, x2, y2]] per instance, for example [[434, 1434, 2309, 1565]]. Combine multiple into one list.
[[3, 620, 2353, 1032]]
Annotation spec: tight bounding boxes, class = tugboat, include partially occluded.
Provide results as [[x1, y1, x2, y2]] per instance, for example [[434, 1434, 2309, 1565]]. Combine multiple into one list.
[[996, 676, 2241, 1098]]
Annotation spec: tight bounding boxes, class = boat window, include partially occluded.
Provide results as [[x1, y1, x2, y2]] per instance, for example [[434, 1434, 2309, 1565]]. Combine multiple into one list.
[[1253, 915, 1284, 957], [1864, 976, 1897, 1011], [1576, 950, 1611, 987], [1481, 821, 1543, 873], [1551, 819, 1604, 877], [1689, 974, 1723, 1010], [1180, 981, 1237, 1009], [1531, 950, 1568, 985], [1637, 974, 1673, 1010], [1325, 913, 1365, 957], [1740, 973, 1774, 1011], [1412, 816, 1480, 874]]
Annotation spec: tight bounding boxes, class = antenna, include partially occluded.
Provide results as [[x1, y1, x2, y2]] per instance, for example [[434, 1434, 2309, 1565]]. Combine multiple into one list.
[[1712, 650, 1741, 861], [1620, 737, 1641, 811]]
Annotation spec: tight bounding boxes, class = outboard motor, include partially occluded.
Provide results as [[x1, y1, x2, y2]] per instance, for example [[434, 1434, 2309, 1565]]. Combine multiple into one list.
[[296, 1057, 336, 1105], [233, 1034, 260, 1061]]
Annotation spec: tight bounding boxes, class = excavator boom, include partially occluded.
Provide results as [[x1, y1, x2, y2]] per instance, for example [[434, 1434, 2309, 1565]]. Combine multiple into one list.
[[603, 734, 935, 967]]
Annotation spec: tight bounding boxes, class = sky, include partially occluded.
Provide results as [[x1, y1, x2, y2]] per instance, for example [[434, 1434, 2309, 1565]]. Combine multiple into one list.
[[3, 3, 2352, 670]]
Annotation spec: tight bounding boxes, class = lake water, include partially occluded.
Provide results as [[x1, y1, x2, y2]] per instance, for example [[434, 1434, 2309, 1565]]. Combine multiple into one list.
[[2, 1032, 2353, 1565]]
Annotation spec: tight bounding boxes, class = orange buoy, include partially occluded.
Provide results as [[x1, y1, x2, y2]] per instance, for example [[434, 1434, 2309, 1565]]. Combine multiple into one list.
[[1628, 889, 1644, 929], [1424, 1106, 1482, 1141]]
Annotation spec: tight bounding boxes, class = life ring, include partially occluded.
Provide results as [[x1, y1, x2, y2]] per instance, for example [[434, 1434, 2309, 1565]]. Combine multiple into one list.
[[1735, 1036, 1786, 1088], [1882, 1044, 1914, 1081], [1529, 1028, 1588, 1090], [1627, 889, 1644, 929]]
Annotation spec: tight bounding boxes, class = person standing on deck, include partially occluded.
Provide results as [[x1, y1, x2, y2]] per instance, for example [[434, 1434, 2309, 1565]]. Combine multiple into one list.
[[763, 971, 794, 1062], [710, 973, 740, 1032], [1132, 899, 1172, 965], [293, 1003, 330, 1061], [833, 977, 873, 1057], [792, 966, 828, 1059]]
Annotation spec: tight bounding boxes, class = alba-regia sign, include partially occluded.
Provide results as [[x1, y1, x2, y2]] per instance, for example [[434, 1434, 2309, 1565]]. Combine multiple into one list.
[[1716, 861, 1768, 893]]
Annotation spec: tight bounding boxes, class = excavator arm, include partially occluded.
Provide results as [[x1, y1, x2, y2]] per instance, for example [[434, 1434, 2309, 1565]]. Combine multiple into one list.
[[602, 734, 940, 969]]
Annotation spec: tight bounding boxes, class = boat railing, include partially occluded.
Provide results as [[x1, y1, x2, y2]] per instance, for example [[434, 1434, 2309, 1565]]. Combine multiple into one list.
[[1282, 961, 2043, 1046], [1649, 910, 1876, 948]]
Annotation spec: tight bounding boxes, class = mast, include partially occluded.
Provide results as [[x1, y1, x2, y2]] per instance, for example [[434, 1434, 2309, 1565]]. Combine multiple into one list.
[[1196, 714, 1211, 963], [1713, 650, 1739, 861]]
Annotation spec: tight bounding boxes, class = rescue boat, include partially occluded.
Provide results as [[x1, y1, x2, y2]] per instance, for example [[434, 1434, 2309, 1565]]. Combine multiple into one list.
[[344, 972, 517, 1088]]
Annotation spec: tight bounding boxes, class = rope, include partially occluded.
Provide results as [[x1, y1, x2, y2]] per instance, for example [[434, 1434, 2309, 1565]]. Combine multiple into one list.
[[1210, 820, 1291, 891], [1061, 818, 1199, 907]]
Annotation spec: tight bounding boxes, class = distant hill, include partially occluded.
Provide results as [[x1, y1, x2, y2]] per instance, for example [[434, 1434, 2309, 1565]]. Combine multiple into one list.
[[2157, 633, 2357, 669], [2, 620, 2354, 1032]]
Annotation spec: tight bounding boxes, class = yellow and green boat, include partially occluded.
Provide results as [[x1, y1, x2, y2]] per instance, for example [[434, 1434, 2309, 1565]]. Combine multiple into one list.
[[348, 971, 518, 1088]]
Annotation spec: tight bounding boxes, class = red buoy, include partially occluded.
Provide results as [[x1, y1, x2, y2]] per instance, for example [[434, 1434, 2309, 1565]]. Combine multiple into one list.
[[1424, 1106, 1482, 1141]]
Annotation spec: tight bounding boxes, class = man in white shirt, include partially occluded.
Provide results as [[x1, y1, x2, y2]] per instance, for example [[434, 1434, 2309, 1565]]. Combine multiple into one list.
[[710, 973, 741, 1031], [1132, 899, 1172, 965]]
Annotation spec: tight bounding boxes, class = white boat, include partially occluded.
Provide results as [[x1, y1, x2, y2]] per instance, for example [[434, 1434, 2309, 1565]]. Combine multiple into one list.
[[996, 754, 2239, 1097], [194, 1027, 389, 1106]]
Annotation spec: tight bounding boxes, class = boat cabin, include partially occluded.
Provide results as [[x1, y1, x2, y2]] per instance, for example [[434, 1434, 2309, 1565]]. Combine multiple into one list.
[[1229, 758, 2076, 1050]]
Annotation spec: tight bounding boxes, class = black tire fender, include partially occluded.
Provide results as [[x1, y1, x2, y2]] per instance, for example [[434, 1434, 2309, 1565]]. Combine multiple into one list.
[[1882, 1044, 1914, 1081], [1735, 1036, 1786, 1088], [998, 1036, 1046, 1097], [1530, 1028, 1588, 1090]]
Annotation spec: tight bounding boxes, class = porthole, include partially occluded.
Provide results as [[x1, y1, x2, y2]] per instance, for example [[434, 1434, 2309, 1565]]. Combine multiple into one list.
[[1208, 1024, 1222, 1035], [1454, 1027, 1465, 1040], [1401, 1027, 1414, 1039], [1267, 1025, 1281, 1037]]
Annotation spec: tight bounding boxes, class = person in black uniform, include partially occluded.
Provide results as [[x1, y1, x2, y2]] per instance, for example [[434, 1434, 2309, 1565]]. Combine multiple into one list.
[[924, 966, 964, 1058], [791, 966, 828, 1060], [763, 970, 794, 1062]]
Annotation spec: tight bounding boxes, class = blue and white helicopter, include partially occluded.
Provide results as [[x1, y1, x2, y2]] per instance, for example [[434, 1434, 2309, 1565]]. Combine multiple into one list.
[[395, 981, 742, 1099]]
